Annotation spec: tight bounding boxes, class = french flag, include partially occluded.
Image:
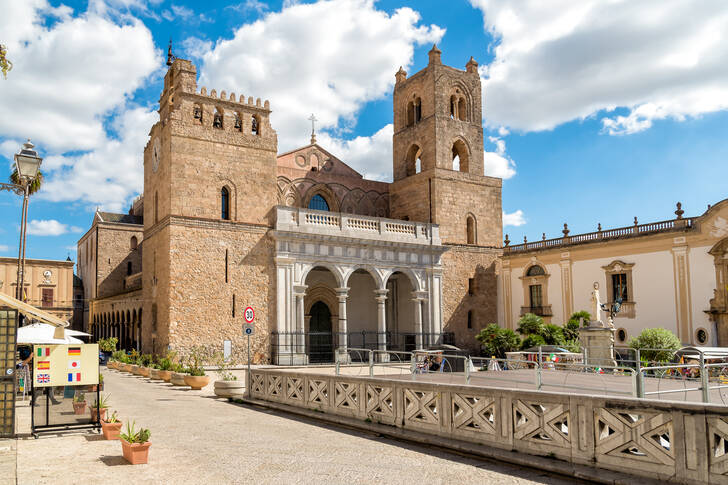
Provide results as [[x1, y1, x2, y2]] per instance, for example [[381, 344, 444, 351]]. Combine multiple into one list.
[[67, 373, 81, 383]]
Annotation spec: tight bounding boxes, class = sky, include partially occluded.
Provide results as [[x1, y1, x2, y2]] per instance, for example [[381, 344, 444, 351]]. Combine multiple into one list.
[[1, 0, 727, 265]]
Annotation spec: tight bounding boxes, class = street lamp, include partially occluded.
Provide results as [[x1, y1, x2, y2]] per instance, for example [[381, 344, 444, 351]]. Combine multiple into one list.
[[1, 139, 43, 305]]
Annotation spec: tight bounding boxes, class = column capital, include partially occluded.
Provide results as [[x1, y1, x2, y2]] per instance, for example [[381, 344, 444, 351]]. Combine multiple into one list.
[[374, 288, 388, 302], [335, 287, 350, 299], [412, 290, 428, 301], [293, 284, 307, 297]]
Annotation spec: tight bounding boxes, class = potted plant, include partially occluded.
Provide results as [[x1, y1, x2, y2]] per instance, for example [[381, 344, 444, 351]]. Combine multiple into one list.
[[213, 352, 244, 398], [90, 393, 109, 422], [129, 350, 141, 374], [183, 348, 211, 390], [120, 421, 151, 465], [72, 392, 87, 415], [101, 410, 123, 440], [170, 363, 188, 387], [98, 337, 118, 365], [157, 352, 175, 382], [137, 354, 153, 377]]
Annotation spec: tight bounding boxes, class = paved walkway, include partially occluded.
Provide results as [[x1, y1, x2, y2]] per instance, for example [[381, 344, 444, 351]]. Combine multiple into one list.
[[7, 368, 579, 484]]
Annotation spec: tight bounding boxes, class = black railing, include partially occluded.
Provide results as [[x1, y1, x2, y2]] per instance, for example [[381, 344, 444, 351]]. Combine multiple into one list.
[[520, 305, 553, 317], [271, 331, 455, 365]]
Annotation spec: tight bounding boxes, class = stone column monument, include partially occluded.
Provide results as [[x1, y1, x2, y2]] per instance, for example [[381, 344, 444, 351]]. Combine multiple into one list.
[[579, 282, 617, 367]]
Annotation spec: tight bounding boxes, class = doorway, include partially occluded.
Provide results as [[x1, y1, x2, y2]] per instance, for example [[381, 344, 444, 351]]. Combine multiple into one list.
[[309, 301, 333, 363]]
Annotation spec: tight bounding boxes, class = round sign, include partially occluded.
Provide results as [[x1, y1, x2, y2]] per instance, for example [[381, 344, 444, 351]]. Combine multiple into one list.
[[244, 306, 255, 323]]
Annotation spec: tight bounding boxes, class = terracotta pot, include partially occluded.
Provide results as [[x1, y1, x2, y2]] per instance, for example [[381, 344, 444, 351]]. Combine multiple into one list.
[[101, 421, 122, 440], [107, 361, 116, 370], [131, 365, 141, 375], [72, 402, 87, 415], [170, 372, 188, 386], [149, 368, 162, 380], [158, 370, 172, 382], [121, 439, 151, 465], [184, 375, 211, 390], [214, 380, 245, 398], [140, 367, 151, 377], [124, 364, 133, 373], [90, 407, 108, 422]]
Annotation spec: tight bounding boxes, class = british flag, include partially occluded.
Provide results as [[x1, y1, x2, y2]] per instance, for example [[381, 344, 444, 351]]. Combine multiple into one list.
[[36, 374, 50, 384]]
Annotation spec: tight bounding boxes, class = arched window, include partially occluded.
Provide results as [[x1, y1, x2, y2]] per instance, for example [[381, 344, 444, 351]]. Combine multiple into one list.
[[193, 103, 203, 123], [452, 139, 470, 173], [308, 194, 329, 211], [526, 265, 545, 276], [221, 187, 230, 220], [234, 112, 242, 132], [406, 97, 422, 127], [405, 144, 423, 177], [414, 97, 422, 123], [466, 215, 476, 244], [458, 97, 467, 121], [213, 107, 223, 129], [130, 236, 138, 250], [450, 95, 457, 120], [252, 115, 260, 135]]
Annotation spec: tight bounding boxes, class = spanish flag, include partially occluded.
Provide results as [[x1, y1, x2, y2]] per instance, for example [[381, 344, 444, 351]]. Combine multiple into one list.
[[68, 347, 81, 356], [37, 361, 50, 370]]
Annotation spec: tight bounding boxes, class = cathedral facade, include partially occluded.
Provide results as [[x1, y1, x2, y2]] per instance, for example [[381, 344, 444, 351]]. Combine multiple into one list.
[[78, 46, 502, 362]]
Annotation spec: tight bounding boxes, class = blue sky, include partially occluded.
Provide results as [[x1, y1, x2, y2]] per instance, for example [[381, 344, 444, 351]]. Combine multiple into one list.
[[1, 0, 727, 265]]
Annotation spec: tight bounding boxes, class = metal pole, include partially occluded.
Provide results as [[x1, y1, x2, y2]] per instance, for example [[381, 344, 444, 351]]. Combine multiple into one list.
[[464, 357, 470, 385], [15, 185, 28, 301], [411, 354, 416, 379], [700, 350, 709, 403], [369, 349, 374, 377], [637, 370, 645, 398], [246, 334, 251, 398]]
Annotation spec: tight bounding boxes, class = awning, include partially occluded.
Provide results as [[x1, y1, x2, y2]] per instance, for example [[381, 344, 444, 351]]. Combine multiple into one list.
[[17, 323, 84, 345], [0, 293, 69, 339]]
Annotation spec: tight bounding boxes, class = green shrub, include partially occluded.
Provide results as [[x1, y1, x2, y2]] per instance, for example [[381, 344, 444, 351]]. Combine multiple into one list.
[[629, 328, 681, 363], [516, 313, 545, 336], [120, 421, 150, 444], [563, 339, 581, 353], [475, 324, 521, 358], [568, 310, 592, 328], [542, 324, 565, 346], [521, 334, 546, 350], [98, 337, 118, 352]]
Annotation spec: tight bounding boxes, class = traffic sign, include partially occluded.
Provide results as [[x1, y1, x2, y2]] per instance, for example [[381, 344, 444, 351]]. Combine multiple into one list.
[[244, 306, 255, 323], [243, 322, 254, 336]]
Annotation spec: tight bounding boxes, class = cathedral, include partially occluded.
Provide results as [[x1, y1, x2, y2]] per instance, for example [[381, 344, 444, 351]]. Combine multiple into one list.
[[77, 45, 728, 362]]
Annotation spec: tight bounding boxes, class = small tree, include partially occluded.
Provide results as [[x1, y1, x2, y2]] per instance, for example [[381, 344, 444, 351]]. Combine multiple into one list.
[[516, 313, 545, 336], [542, 324, 565, 346], [521, 334, 546, 350], [629, 328, 681, 363], [568, 310, 592, 327], [476, 323, 520, 358]]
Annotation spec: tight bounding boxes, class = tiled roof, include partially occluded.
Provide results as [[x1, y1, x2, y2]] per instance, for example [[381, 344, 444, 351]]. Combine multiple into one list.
[[97, 212, 143, 225]]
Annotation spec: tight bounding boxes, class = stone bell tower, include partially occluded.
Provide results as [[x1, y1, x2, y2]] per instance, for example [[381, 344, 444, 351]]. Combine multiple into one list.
[[390, 45, 502, 351]]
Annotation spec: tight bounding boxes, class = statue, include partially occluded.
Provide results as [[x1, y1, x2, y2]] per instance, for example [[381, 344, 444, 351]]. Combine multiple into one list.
[[590, 282, 604, 327]]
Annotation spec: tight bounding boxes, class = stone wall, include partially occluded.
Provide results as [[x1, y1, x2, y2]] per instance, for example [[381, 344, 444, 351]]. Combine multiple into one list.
[[96, 224, 143, 299], [441, 246, 500, 352]]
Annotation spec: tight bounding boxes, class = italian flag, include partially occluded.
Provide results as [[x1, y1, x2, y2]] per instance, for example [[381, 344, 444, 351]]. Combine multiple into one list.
[[37, 347, 50, 357]]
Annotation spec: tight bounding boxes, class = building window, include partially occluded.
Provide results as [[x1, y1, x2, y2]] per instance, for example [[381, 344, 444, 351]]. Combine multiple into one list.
[[466, 215, 476, 244], [221, 187, 230, 220], [234, 112, 242, 132], [127, 261, 132, 276], [617, 328, 627, 343], [468, 278, 475, 295], [612, 273, 628, 302], [252, 115, 260, 135], [696, 328, 708, 345], [308, 194, 329, 211], [193, 104, 203, 123], [41, 288, 53, 308], [529, 284, 543, 308], [467, 310, 473, 329], [130, 236, 138, 250]]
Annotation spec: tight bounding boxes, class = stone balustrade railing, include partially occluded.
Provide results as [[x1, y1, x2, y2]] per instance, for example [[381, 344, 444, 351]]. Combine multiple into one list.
[[275, 206, 441, 245], [249, 368, 728, 484], [505, 217, 696, 253]]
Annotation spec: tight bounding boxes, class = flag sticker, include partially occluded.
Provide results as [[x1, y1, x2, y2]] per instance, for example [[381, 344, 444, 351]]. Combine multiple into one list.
[[68, 359, 81, 370], [37, 374, 50, 384], [67, 373, 81, 383], [36, 347, 50, 357], [37, 361, 50, 370], [67, 347, 81, 356]]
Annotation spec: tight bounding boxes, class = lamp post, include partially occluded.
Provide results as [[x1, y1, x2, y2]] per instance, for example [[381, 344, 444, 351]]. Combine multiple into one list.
[[1, 139, 43, 308]]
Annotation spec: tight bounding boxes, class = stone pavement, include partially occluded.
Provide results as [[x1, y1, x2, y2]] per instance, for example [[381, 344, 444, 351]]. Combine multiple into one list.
[[6, 367, 580, 484]]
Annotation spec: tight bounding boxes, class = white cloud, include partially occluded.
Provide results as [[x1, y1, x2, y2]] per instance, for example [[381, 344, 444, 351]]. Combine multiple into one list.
[[503, 209, 525, 227], [170, 5, 194, 20], [483, 136, 516, 179], [471, 0, 728, 134], [193, 0, 444, 153], [0, 245, 9, 253], [226, 1, 270, 15], [27, 219, 75, 236], [316, 124, 393, 181]]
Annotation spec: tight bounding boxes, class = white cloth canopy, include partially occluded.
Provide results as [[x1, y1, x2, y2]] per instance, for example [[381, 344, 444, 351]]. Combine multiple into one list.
[[17, 323, 84, 345]]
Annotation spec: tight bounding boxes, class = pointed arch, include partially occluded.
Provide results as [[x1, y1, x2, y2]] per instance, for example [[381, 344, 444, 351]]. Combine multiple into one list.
[[466, 213, 477, 244], [452, 138, 470, 173], [405, 144, 423, 176], [303, 184, 340, 212]]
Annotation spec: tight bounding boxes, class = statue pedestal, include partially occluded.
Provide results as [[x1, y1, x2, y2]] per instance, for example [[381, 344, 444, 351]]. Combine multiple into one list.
[[579, 325, 616, 368]]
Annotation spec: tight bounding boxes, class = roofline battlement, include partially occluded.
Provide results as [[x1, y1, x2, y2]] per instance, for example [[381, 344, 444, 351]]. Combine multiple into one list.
[[191, 87, 271, 113]]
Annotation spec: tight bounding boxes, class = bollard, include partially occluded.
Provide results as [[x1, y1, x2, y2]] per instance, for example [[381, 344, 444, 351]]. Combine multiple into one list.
[[410, 354, 416, 379], [700, 351, 709, 403], [335, 360, 340, 376]]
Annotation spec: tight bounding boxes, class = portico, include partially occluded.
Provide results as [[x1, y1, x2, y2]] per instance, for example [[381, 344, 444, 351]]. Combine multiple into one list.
[[272, 206, 448, 364]]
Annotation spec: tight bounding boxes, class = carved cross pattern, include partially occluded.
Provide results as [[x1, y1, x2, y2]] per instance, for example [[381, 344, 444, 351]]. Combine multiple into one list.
[[452, 394, 497, 434], [251, 373, 265, 395], [308, 379, 328, 405], [267, 375, 283, 397], [707, 417, 728, 475], [287, 377, 304, 401], [335, 382, 360, 411], [594, 408, 674, 467], [404, 389, 440, 426], [366, 385, 394, 420], [512, 400, 570, 447]]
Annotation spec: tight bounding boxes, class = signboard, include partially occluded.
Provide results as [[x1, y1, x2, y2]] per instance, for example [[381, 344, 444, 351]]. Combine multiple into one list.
[[243, 306, 255, 323], [243, 322, 254, 336], [33, 344, 99, 388]]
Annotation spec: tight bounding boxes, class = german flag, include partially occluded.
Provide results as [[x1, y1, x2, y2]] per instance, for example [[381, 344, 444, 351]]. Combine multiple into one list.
[[67, 347, 81, 356]]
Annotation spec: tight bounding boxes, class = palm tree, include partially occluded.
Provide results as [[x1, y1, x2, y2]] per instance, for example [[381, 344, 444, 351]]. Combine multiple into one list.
[[10, 168, 43, 194]]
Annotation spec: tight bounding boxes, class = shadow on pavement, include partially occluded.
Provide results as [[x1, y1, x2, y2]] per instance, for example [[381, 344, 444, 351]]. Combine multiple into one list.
[[99, 455, 130, 467]]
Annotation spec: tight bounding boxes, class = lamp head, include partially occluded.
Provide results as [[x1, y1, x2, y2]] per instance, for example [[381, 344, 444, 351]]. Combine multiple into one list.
[[14, 139, 42, 183]]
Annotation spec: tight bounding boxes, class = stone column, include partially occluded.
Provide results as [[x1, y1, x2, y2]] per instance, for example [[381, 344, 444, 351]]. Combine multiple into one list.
[[293, 285, 307, 355], [374, 289, 389, 352], [335, 287, 350, 363], [412, 292, 425, 349]]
